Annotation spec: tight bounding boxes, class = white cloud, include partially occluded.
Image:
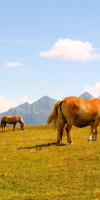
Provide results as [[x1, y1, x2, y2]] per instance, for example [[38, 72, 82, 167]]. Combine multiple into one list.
[[22, 94, 32, 104], [0, 94, 33, 113], [0, 95, 17, 113], [40, 38, 100, 60], [84, 82, 100, 97], [6, 61, 23, 67]]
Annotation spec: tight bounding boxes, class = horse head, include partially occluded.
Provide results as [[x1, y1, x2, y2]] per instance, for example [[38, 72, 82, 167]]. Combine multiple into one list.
[[19, 117, 25, 130]]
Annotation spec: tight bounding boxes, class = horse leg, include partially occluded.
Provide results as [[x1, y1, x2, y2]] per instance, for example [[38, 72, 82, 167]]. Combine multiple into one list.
[[88, 126, 96, 141], [1, 124, 3, 132], [1, 121, 4, 132], [13, 123, 16, 131], [4, 123, 6, 132], [88, 121, 99, 142], [57, 119, 65, 144], [88, 123, 94, 141], [91, 125, 98, 141], [65, 120, 73, 144], [91, 126, 98, 141], [1, 126, 3, 133], [94, 126, 98, 141]]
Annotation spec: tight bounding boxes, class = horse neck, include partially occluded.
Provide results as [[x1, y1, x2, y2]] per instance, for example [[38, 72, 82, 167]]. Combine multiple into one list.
[[19, 120, 23, 125]]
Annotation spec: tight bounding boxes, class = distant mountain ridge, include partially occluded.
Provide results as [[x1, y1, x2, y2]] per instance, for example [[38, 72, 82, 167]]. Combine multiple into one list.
[[0, 92, 98, 125], [0, 96, 56, 125], [79, 91, 94, 99]]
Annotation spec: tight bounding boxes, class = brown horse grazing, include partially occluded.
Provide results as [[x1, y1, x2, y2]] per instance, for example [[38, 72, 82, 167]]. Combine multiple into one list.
[[1, 115, 24, 132], [47, 96, 100, 144]]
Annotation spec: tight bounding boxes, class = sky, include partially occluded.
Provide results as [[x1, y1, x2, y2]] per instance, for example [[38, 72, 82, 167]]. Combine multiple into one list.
[[0, 0, 100, 112]]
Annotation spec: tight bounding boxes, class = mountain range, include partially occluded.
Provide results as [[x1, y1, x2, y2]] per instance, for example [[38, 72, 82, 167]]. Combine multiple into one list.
[[0, 92, 97, 125], [0, 96, 56, 125]]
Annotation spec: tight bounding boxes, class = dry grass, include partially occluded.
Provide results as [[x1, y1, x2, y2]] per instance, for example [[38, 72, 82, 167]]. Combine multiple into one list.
[[0, 125, 100, 200]]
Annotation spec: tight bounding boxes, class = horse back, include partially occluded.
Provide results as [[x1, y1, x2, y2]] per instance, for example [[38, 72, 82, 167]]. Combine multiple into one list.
[[1, 115, 19, 124], [61, 96, 100, 125]]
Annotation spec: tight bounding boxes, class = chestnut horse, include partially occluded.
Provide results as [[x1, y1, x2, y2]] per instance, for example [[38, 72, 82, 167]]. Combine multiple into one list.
[[47, 96, 100, 144], [1, 115, 24, 132]]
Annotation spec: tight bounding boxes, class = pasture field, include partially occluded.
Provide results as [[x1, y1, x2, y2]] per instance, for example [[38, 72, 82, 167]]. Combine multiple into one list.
[[0, 125, 100, 200]]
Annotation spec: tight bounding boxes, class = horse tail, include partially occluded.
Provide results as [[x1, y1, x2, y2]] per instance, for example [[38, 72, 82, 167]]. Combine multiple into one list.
[[47, 99, 63, 127]]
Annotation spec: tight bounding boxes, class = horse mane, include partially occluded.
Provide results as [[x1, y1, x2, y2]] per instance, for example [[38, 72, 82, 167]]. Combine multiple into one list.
[[18, 116, 24, 123]]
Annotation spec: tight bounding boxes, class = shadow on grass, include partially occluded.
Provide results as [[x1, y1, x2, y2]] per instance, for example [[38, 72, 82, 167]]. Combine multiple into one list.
[[18, 142, 66, 150]]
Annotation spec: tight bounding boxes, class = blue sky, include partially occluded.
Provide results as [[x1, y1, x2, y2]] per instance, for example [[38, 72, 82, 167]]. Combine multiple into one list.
[[0, 0, 100, 112]]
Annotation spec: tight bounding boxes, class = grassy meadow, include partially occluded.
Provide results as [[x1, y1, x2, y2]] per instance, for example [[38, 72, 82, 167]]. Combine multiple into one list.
[[0, 124, 100, 200]]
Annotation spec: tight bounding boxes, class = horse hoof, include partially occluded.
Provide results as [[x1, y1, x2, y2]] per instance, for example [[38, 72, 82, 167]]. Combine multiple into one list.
[[67, 142, 73, 144], [57, 141, 61, 145]]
